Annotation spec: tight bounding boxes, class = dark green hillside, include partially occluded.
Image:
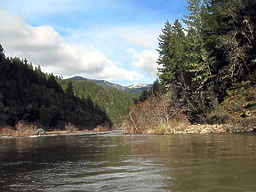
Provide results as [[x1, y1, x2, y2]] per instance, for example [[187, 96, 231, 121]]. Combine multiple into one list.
[[0, 45, 111, 130], [59, 79, 139, 124]]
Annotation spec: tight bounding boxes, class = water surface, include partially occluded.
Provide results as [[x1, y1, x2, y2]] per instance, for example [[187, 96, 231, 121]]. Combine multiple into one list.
[[1, 133, 256, 191]]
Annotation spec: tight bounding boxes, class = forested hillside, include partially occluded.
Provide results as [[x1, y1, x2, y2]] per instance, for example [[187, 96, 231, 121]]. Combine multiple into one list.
[[0, 45, 111, 130], [59, 79, 139, 124]]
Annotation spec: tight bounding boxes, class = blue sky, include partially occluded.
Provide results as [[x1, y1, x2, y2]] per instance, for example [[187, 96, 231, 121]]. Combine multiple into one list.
[[0, 0, 188, 85]]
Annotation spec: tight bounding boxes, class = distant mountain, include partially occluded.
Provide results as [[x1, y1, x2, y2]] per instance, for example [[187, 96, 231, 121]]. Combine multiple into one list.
[[67, 76, 152, 93], [127, 83, 152, 89], [69, 76, 87, 81]]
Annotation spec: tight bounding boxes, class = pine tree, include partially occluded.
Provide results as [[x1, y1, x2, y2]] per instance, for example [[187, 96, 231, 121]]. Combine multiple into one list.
[[216, 0, 256, 81], [184, 0, 215, 88], [0, 44, 5, 62], [65, 81, 74, 98], [157, 20, 176, 85], [157, 19, 186, 86], [201, 0, 256, 102], [181, 0, 218, 115]]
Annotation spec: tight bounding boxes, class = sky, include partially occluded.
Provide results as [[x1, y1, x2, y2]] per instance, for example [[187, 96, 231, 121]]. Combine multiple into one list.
[[0, 0, 188, 86]]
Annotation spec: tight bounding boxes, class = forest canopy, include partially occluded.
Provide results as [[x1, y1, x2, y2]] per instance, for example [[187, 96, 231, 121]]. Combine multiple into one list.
[[156, 0, 256, 121]]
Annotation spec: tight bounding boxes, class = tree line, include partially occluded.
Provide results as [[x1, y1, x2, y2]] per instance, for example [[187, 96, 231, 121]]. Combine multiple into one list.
[[0, 45, 112, 130]]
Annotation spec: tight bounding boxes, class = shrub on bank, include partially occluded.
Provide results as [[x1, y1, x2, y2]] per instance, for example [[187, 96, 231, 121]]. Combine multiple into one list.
[[122, 83, 256, 134], [154, 123, 169, 135], [0, 126, 17, 136], [122, 95, 189, 134], [0, 121, 38, 137]]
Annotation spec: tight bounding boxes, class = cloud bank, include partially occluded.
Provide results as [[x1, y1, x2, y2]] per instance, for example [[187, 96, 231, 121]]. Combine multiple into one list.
[[0, 10, 163, 84], [0, 11, 145, 82]]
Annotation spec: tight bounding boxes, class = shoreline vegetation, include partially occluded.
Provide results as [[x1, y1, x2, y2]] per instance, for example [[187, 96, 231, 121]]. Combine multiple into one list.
[[0, 83, 255, 137], [0, 121, 111, 137], [1, 120, 255, 138], [121, 83, 256, 135]]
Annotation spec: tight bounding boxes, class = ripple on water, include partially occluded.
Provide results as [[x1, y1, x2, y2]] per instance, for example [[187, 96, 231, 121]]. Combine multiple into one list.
[[1, 134, 256, 192], [5, 157, 172, 192]]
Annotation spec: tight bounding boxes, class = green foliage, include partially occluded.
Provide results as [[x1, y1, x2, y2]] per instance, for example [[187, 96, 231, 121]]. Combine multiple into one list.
[[0, 46, 112, 130], [58, 79, 138, 124], [0, 44, 4, 62], [65, 81, 74, 98], [202, 0, 256, 100], [156, 0, 256, 122], [157, 20, 187, 85]]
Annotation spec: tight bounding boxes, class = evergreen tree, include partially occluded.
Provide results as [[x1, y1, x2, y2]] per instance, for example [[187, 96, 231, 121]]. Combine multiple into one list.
[[138, 90, 150, 103], [183, 0, 217, 114], [0, 44, 5, 62], [152, 79, 161, 97], [202, 0, 256, 100], [47, 74, 64, 94], [157, 20, 175, 85], [215, 0, 256, 81], [157, 19, 186, 86], [65, 81, 74, 98]]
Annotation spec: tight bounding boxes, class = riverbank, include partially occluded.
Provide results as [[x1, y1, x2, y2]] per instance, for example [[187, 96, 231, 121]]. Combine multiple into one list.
[[122, 83, 256, 135], [1, 123, 255, 138], [0, 129, 113, 138], [166, 123, 255, 134], [123, 123, 256, 135], [0, 121, 111, 138]]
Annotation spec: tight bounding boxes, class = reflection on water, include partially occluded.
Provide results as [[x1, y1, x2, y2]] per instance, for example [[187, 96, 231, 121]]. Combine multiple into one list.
[[0, 133, 256, 192]]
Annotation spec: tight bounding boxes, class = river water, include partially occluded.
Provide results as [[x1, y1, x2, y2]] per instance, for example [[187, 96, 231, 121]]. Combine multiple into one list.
[[0, 133, 256, 192]]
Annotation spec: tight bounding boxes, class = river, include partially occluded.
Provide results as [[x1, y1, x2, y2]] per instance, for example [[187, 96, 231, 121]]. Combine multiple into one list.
[[1, 133, 256, 192]]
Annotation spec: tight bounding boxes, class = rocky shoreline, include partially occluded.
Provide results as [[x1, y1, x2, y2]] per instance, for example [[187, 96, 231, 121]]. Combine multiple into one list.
[[170, 124, 256, 134], [123, 121, 256, 134], [1, 123, 255, 138]]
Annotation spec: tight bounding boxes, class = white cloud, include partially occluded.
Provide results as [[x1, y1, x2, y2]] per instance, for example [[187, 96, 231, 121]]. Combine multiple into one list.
[[98, 63, 144, 81], [63, 24, 161, 80], [0, 11, 143, 82], [128, 48, 158, 77]]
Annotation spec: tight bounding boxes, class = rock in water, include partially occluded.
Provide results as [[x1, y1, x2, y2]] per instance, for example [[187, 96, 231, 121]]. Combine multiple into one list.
[[32, 128, 46, 135]]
